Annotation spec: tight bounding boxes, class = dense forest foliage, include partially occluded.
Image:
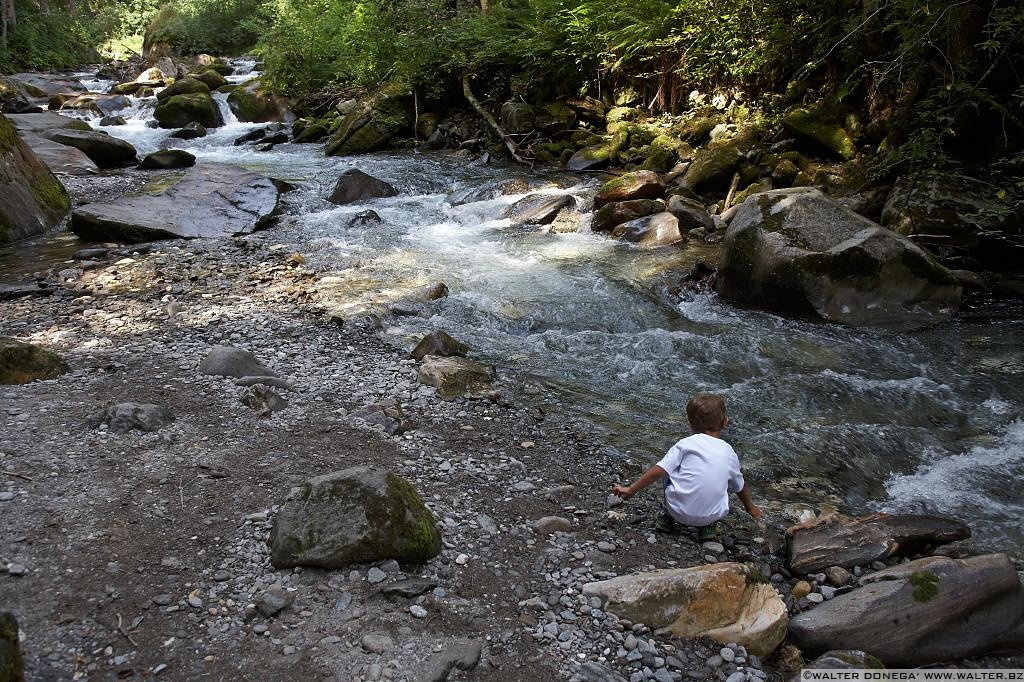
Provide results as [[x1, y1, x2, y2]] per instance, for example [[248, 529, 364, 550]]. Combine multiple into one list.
[[2, 0, 1023, 197]]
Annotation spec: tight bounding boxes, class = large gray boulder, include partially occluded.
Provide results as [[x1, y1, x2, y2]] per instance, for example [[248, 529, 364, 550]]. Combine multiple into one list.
[[786, 513, 971, 575], [715, 188, 962, 328], [70, 163, 279, 242], [198, 345, 277, 378], [328, 169, 399, 205], [269, 466, 442, 569], [18, 133, 98, 176], [881, 172, 1024, 270], [788, 554, 1024, 666], [40, 129, 137, 168], [612, 212, 681, 248], [0, 114, 71, 244], [88, 403, 174, 434], [582, 563, 788, 657]]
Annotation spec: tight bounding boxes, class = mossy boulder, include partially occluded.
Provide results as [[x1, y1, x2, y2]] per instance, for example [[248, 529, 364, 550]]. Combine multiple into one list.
[[715, 187, 962, 328], [641, 135, 692, 173], [325, 84, 412, 156], [188, 69, 227, 91], [1, 337, 70, 383], [0, 114, 71, 244], [593, 199, 665, 233], [782, 107, 856, 160], [594, 170, 665, 208], [269, 466, 442, 569], [155, 77, 209, 101], [672, 107, 727, 144], [0, 612, 23, 682], [566, 143, 611, 172], [606, 106, 641, 126], [227, 80, 292, 123], [154, 93, 223, 129], [534, 101, 576, 133], [293, 123, 328, 144], [679, 145, 742, 193]]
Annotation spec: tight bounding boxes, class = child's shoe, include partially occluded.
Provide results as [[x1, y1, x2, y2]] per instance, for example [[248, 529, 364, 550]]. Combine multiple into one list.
[[696, 522, 718, 542], [654, 512, 678, 534]]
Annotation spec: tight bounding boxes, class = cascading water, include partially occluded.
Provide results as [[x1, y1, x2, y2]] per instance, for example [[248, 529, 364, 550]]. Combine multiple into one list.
[[32, 61, 1024, 554]]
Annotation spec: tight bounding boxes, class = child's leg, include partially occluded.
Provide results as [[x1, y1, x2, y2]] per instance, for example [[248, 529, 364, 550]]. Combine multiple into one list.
[[655, 478, 677, 533]]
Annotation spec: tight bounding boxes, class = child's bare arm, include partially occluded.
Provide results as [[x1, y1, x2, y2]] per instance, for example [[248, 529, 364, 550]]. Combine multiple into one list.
[[737, 484, 763, 519], [612, 465, 668, 500]]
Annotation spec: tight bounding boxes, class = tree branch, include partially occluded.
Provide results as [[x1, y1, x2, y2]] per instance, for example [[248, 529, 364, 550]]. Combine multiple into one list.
[[461, 74, 531, 166]]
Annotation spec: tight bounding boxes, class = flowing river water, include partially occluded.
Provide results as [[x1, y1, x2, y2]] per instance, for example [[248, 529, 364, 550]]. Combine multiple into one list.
[[9, 61, 1024, 555]]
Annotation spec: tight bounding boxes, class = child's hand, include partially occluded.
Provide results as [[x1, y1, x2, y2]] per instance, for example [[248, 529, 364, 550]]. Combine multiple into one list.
[[611, 484, 633, 501], [748, 505, 764, 520]]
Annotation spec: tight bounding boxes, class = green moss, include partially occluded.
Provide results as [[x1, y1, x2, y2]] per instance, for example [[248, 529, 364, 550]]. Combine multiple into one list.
[[0, 611, 24, 682], [909, 571, 940, 602], [31, 175, 71, 217], [742, 563, 770, 584], [783, 107, 856, 160], [0, 114, 19, 154], [0, 212, 12, 242]]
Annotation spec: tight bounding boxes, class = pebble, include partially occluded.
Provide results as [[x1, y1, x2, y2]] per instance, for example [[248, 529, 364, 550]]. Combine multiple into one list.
[[361, 634, 394, 654], [409, 605, 428, 618], [455, 553, 469, 565], [0, 492, 14, 502], [6, 563, 26, 576], [188, 596, 203, 608], [253, 624, 268, 635], [825, 565, 852, 587], [870, 560, 887, 571], [791, 580, 811, 599], [597, 541, 616, 553], [820, 585, 837, 600], [726, 672, 746, 682], [213, 570, 231, 582], [153, 594, 174, 606], [806, 592, 825, 604], [367, 567, 387, 584], [720, 647, 735, 662], [702, 541, 725, 554], [706, 655, 723, 668]]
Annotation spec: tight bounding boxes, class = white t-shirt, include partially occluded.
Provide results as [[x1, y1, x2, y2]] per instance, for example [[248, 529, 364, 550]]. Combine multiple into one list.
[[656, 433, 745, 526]]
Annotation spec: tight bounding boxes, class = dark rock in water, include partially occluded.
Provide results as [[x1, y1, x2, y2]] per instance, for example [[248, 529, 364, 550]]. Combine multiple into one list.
[[592, 199, 665, 233], [269, 466, 442, 569], [234, 128, 266, 145], [666, 195, 714, 233], [155, 77, 209, 101], [253, 143, 274, 152], [240, 384, 288, 416], [292, 123, 327, 144], [351, 401, 407, 435], [227, 80, 292, 123], [0, 115, 71, 243], [154, 92, 224, 129], [786, 512, 971, 574], [234, 124, 287, 147], [99, 115, 127, 127], [328, 169, 398, 205], [170, 122, 207, 139], [75, 247, 108, 259], [88, 402, 174, 434], [0, 337, 69, 384], [881, 172, 1024, 271], [612, 212, 682, 249], [715, 188, 962, 328], [0, 283, 54, 300], [594, 171, 665, 208], [40, 129, 137, 168], [567, 144, 611, 172], [788, 554, 1024, 666], [71, 163, 279, 242], [138, 149, 196, 170], [411, 331, 469, 361], [199, 345, 277, 378], [348, 210, 382, 228], [505, 193, 574, 225], [0, 612, 24, 682], [380, 577, 438, 598]]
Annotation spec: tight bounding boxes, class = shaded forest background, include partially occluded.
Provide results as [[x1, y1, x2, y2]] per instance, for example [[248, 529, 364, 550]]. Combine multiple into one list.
[[1, 0, 1023, 204]]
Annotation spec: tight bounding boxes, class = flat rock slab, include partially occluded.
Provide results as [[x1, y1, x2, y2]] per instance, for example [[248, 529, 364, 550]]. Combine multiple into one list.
[[6, 112, 92, 135], [70, 163, 280, 242], [19, 133, 99, 176], [583, 562, 788, 657], [41, 129, 137, 168], [788, 554, 1024, 666], [786, 512, 970, 574], [416, 640, 483, 682], [417, 355, 495, 398], [88, 403, 174, 434], [199, 345, 277, 378], [505, 193, 575, 225]]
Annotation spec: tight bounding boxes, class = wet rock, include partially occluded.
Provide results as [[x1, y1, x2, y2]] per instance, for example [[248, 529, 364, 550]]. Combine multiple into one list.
[[417, 355, 496, 398], [348, 210, 382, 228], [269, 466, 442, 569], [666, 195, 714, 233], [417, 640, 483, 682], [583, 562, 788, 657], [788, 554, 1024, 666], [71, 163, 279, 241], [715, 188, 962, 328], [0, 284, 53, 300], [199, 345, 278, 378], [292, 123, 328, 144], [411, 331, 469, 361], [381, 577, 438, 598], [0, 115, 72, 243], [0, 338, 70, 384], [255, 585, 295, 618], [88, 402, 174, 434], [592, 199, 665, 233], [612, 212, 682, 249], [328, 169, 399, 205], [6, 73, 84, 97], [415, 282, 449, 302], [170, 122, 207, 140], [39, 128, 137, 168], [0, 612, 23, 682], [154, 93, 224, 129], [17, 132, 98, 177], [99, 115, 127, 127], [679, 145, 742, 193], [5, 111, 91, 136], [594, 171, 665, 208], [189, 69, 227, 90], [506, 193, 574, 225], [786, 512, 971, 574], [156, 77, 210, 101], [240, 384, 289, 416], [800, 650, 884, 675], [138, 149, 196, 170], [567, 144, 611, 172], [824, 566, 852, 587], [227, 80, 292, 123]]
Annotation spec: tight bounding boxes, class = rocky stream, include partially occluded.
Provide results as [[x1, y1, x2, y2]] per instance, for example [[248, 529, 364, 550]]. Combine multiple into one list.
[[1, 58, 1023, 681]]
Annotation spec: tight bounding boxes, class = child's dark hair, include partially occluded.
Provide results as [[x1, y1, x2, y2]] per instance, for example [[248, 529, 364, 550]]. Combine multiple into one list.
[[687, 393, 727, 432]]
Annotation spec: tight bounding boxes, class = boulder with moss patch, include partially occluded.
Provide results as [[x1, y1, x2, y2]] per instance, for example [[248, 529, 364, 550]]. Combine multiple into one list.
[[154, 92, 224, 129], [679, 144, 742, 193], [227, 80, 292, 123], [583, 563, 788, 657], [325, 85, 411, 156], [269, 466, 442, 569], [156, 77, 209, 101], [593, 199, 665, 233], [0, 337, 70, 383], [0, 612, 23, 682], [567, 143, 611, 172], [594, 171, 664, 208], [782, 106, 856, 160], [788, 554, 1024, 666], [188, 69, 227, 91], [0, 114, 71, 244], [715, 187, 962, 328]]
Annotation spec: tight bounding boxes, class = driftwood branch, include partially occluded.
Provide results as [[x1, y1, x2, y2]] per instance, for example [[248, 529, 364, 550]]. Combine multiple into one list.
[[461, 74, 530, 166], [1, 470, 33, 481]]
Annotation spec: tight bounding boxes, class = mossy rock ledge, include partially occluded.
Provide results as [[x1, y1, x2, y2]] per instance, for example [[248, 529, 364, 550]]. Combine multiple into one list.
[[269, 466, 442, 569], [0, 114, 71, 244], [1, 337, 70, 384], [154, 93, 223, 129], [0, 612, 24, 682]]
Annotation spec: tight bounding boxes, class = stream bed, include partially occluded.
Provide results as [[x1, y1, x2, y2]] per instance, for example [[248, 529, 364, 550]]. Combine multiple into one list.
[[6, 61, 1024, 554]]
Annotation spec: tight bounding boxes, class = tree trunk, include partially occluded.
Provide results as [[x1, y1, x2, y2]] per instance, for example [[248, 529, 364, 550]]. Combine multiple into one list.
[[479, 0, 489, 13], [5, 0, 16, 35], [66, 0, 75, 15], [39, 0, 49, 16]]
